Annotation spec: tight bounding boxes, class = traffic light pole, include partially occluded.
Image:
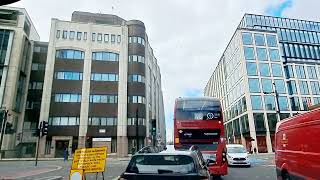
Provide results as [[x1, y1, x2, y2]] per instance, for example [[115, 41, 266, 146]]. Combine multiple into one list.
[[35, 121, 42, 166]]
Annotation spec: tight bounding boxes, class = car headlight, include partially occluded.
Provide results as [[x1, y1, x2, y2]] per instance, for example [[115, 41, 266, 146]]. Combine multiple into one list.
[[227, 155, 232, 159]]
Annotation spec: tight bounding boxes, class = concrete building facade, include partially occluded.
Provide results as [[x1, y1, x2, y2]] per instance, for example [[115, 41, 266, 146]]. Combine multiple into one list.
[[205, 14, 320, 153], [0, 6, 39, 157], [37, 12, 165, 157]]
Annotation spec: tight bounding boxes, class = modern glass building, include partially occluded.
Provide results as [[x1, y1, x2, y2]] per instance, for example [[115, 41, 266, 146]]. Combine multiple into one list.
[[204, 14, 320, 153]]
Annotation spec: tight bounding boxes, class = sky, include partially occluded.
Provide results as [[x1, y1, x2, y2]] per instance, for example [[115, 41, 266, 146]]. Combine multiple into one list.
[[11, 0, 320, 142]]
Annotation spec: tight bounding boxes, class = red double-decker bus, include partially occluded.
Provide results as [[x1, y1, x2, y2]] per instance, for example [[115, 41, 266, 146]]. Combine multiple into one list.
[[174, 97, 228, 177]]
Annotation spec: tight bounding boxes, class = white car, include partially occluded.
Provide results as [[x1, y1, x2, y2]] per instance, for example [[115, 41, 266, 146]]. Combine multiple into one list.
[[226, 144, 251, 167]]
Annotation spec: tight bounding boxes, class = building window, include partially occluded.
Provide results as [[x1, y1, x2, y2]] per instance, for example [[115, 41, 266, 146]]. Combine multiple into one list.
[[111, 34, 116, 43], [254, 33, 265, 46], [56, 49, 85, 60], [267, 114, 277, 132], [56, 30, 60, 38], [88, 117, 117, 126], [54, 94, 81, 103], [278, 96, 289, 111], [253, 113, 266, 131], [296, 65, 306, 79], [307, 66, 317, 79], [128, 96, 146, 104], [248, 78, 260, 93], [91, 73, 118, 81], [259, 63, 271, 76], [261, 79, 272, 93], [310, 81, 320, 95], [301, 97, 311, 110], [269, 49, 280, 61], [128, 74, 145, 83], [129, 55, 145, 63], [242, 32, 252, 45], [69, 31, 75, 39], [31, 63, 45, 71], [97, 33, 102, 41], [128, 36, 145, 46], [287, 80, 297, 94], [117, 35, 121, 43], [264, 95, 275, 110], [54, 71, 83, 80], [92, 52, 119, 61], [246, 62, 257, 76], [84, 32, 87, 40], [48, 117, 80, 126], [271, 64, 283, 77], [266, 34, 277, 47], [299, 81, 309, 95], [92, 33, 96, 41], [251, 95, 263, 110], [256, 48, 268, 61], [244, 47, 255, 60], [104, 34, 109, 42], [274, 79, 286, 94], [314, 97, 320, 105], [127, 118, 145, 125], [77, 32, 82, 40], [62, 30, 68, 39], [28, 82, 43, 90], [89, 95, 118, 103], [290, 97, 300, 111], [284, 65, 295, 78]]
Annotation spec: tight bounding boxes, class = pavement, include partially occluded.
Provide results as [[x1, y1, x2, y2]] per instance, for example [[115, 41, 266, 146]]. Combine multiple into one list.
[[0, 153, 276, 180]]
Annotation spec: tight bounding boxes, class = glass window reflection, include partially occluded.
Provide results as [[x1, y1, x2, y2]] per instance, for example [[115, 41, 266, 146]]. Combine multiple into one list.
[[266, 34, 277, 47], [251, 96, 263, 110], [274, 79, 286, 94], [242, 32, 253, 45], [249, 78, 260, 93], [246, 62, 258, 76], [244, 47, 255, 60], [259, 63, 271, 76], [290, 97, 300, 111], [296, 65, 306, 79], [298, 81, 309, 95], [271, 64, 283, 77], [264, 95, 275, 110], [254, 33, 265, 46], [269, 49, 280, 61], [278, 96, 289, 111], [256, 48, 268, 61], [261, 79, 273, 93]]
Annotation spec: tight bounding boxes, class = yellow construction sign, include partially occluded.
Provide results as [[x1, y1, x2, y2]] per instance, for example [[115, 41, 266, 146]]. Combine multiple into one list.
[[71, 147, 107, 173]]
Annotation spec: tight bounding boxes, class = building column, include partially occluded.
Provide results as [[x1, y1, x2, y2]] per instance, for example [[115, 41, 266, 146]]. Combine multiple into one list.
[[264, 114, 273, 153]]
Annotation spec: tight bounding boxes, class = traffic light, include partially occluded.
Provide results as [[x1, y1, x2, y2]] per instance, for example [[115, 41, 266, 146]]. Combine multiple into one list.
[[151, 119, 156, 136], [41, 121, 48, 136]]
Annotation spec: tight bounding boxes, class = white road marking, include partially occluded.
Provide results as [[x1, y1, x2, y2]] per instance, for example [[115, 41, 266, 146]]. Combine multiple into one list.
[[34, 176, 62, 180]]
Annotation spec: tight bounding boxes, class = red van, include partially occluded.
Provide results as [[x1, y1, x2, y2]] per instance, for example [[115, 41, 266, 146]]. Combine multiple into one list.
[[275, 107, 320, 180]]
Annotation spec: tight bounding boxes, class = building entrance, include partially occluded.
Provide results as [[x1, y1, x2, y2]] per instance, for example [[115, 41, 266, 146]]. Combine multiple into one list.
[[55, 140, 69, 158]]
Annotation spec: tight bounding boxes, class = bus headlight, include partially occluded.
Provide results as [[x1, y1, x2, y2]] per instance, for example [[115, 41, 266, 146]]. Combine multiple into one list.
[[175, 137, 179, 144]]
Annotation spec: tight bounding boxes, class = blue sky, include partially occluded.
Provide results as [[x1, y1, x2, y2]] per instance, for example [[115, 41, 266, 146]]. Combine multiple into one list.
[[266, 0, 293, 17]]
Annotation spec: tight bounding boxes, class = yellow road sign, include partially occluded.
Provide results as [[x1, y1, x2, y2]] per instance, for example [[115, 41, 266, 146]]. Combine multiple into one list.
[[70, 169, 84, 180], [72, 147, 107, 173]]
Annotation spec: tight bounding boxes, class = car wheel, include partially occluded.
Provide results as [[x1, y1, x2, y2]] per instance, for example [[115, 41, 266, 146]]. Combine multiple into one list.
[[282, 171, 291, 180], [210, 175, 221, 180]]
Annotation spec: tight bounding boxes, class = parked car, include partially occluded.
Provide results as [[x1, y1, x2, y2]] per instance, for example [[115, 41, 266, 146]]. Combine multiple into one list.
[[226, 144, 250, 167], [119, 147, 210, 180], [137, 146, 160, 154], [275, 107, 320, 180]]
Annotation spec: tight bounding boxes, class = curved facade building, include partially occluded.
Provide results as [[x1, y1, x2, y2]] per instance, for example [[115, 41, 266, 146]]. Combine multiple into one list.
[[37, 12, 165, 157]]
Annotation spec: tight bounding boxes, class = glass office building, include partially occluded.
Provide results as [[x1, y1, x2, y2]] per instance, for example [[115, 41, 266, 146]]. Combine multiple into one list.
[[204, 14, 320, 153]]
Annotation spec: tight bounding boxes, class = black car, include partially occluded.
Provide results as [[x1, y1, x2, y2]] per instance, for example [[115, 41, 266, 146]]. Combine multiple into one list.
[[119, 148, 210, 180]]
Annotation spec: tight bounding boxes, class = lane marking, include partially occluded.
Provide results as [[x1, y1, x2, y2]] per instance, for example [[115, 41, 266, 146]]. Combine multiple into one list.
[[34, 176, 62, 180]]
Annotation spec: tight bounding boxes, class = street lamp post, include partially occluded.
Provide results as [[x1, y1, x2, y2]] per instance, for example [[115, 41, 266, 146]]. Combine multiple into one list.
[[263, 82, 281, 122]]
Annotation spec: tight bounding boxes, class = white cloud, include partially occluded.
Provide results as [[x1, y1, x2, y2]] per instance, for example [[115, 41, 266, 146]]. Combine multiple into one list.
[[12, 0, 290, 142]]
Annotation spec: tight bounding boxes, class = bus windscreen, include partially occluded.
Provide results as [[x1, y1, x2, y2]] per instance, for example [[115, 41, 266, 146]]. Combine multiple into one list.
[[175, 99, 222, 120]]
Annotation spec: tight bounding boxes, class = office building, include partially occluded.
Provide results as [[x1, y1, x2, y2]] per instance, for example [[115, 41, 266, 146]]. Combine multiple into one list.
[[0, 6, 39, 157], [37, 12, 165, 157], [205, 14, 320, 153]]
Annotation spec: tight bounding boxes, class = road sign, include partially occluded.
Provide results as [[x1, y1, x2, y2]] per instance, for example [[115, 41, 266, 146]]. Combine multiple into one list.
[[70, 169, 84, 180], [72, 147, 107, 173]]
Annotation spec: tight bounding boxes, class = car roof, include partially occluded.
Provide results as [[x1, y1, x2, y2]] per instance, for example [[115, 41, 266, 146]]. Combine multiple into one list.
[[133, 150, 195, 156]]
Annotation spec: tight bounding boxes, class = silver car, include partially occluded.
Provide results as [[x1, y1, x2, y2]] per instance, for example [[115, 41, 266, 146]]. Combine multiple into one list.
[[226, 144, 251, 167]]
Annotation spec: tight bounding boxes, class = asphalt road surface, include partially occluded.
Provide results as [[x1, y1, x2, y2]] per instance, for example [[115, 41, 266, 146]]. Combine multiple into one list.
[[0, 154, 276, 180]]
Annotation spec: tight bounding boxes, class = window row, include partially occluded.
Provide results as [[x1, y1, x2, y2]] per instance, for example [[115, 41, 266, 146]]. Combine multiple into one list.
[[127, 118, 145, 125], [26, 101, 41, 109], [248, 78, 287, 94], [244, 47, 280, 61], [31, 63, 45, 71], [244, 14, 320, 32], [91, 33, 120, 44], [281, 43, 320, 60], [54, 71, 83, 80], [88, 117, 117, 126], [48, 116, 80, 126], [128, 96, 146, 104], [128, 55, 145, 63], [89, 94, 118, 103], [290, 97, 320, 111], [287, 80, 320, 95], [278, 28, 320, 44], [92, 52, 119, 61], [285, 64, 319, 79], [128, 36, 145, 46], [225, 97, 247, 121], [242, 32, 278, 47], [247, 62, 283, 77], [28, 82, 43, 90], [128, 74, 145, 83], [251, 95, 289, 111], [54, 93, 81, 103], [91, 73, 118, 82], [56, 49, 84, 60], [34, 46, 48, 53]]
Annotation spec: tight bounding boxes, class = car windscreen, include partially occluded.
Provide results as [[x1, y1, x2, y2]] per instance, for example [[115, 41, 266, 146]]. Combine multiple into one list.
[[227, 147, 247, 153], [126, 155, 196, 174], [175, 99, 222, 120]]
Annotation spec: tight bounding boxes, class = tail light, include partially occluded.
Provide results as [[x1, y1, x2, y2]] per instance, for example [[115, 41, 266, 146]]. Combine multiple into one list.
[[222, 149, 227, 163], [175, 137, 180, 144]]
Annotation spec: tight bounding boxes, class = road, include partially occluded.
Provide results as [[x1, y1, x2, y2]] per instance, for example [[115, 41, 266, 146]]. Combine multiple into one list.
[[0, 154, 276, 180]]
